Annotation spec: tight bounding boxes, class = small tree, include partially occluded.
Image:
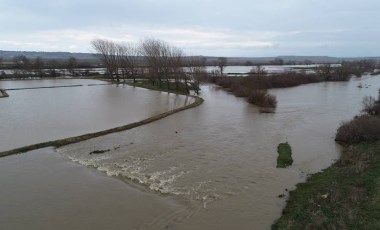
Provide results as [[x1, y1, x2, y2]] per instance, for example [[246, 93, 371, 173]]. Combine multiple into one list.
[[187, 57, 206, 94], [216, 57, 227, 77], [317, 64, 333, 81], [116, 43, 140, 83], [33, 56, 45, 78], [47, 59, 59, 78], [250, 65, 267, 77], [92, 39, 120, 82], [66, 57, 78, 77], [13, 55, 31, 77], [140, 38, 164, 87], [362, 96, 380, 115]]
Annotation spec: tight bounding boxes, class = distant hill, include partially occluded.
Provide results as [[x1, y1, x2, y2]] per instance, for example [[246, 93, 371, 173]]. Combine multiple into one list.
[[0, 50, 98, 63], [1, 50, 379, 64]]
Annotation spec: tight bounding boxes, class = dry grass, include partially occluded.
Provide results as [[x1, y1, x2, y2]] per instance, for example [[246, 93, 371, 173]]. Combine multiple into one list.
[[335, 115, 380, 144]]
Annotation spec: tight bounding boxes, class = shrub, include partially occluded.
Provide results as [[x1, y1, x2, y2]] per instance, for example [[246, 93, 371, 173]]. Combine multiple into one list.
[[362, 96, 378, 115], [335, 115, 380, 144], [277, 142, 293, 168], [263, 93, 277, 108], [232, 85, 250, 97], [247, 90, 277, 108], [215, 77, 233, 88], [247, 89, 267, 105]]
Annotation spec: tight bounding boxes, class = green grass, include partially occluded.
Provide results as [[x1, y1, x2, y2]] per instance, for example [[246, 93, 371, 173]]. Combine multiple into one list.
[[277, 142, 293, 168], [128, 81, 190, 95], [272, 142, 380, 230]]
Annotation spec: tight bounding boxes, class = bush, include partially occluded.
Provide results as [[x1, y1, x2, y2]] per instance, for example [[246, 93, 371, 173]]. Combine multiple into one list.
[[361, 96, 380, 115], [335, 115, 380, 144], [247, 90, 277, 108], [232, 85, 249, 97], [215, 77, 233, 88], [277, 142, 293, 168], [362, 96, 377, 115]]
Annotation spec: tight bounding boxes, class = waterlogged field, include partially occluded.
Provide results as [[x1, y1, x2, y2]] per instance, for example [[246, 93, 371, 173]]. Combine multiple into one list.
[[1, 76, 380, 229], [0, 79, 192, 152]]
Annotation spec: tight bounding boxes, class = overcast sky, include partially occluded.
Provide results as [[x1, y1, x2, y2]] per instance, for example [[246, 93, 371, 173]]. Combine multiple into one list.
[[0, 0, 379, 57]]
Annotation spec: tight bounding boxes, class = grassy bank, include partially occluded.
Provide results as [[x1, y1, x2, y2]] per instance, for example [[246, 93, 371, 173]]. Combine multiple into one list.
[[277, 142, 293, 168], [273, 100, 380, 229], [128, 81, 190, 95], [273, 142, 380, 229]]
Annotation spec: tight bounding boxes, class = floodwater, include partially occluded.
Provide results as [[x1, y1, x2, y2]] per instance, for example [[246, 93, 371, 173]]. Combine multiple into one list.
[[1, 76, 380, 229], [57, 76, 379, 229], [2, 65, 318, 76], [0, 79, 192, 152], [0, 148, 181, 230], [206, 64, 320, 74]]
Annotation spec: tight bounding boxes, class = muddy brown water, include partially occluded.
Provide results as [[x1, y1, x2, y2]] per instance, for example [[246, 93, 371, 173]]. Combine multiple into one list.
[[0, 79, 192, 152], [1, 76, 380, 229]]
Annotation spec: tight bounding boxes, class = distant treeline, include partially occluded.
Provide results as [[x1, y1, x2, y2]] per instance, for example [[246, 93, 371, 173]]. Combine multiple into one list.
[[0, 55, 101, 79]]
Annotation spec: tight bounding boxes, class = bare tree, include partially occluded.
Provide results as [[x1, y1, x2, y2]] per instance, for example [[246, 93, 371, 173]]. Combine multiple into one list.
[[362, 96, 377, 115], [47, 59, 59, 78], [250, 65, 267, 77], [317, 64, 333, 81], [187, 57, 206, 94], [92, 39, 120, 82], [66, 57, 78, 77], [117, 43, 141, 84], [0, 57, 3, 68], [216, 57, 227, 77], [33, 56, 45, 78], [140, 38, 169, 88], [13, 55, 31, 77]]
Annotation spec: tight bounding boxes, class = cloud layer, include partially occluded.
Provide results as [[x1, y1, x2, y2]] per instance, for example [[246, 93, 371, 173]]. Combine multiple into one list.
[[0, 0, 379, 56]]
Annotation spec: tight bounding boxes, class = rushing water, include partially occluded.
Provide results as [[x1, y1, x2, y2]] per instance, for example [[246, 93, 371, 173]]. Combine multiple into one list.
[[0, 79, 192, 152], [1, 76, 380, 229], [0, 148, 181, 230]]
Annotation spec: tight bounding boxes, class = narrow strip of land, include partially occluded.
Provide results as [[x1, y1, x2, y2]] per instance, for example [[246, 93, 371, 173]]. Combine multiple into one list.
[[5, 84, 83, 91], [0, 95, 203, 158]]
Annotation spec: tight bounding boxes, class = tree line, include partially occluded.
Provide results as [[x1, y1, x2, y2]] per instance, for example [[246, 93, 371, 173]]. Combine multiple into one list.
[[91, 38, 207, 93], [0, 55, 93, 79]]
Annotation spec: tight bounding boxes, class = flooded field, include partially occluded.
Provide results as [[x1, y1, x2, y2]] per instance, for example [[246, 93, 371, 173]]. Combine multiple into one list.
[[0, 79, 192, 152], [1, 76, 379, 229]]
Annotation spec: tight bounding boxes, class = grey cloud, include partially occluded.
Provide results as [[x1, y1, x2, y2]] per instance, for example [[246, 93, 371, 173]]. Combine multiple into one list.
[[0, 0, 379, 56]]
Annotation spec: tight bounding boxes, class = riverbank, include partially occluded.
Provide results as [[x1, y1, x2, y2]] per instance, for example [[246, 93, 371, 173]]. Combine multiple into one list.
[[128, 81, 192, 95], [273, 141, 380, 229], [273, 113, 380, 229]]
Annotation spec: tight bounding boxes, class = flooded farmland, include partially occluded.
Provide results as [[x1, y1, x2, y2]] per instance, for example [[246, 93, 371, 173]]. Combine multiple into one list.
[[0, 79, 192, 152], [1, 76, 380, 229]]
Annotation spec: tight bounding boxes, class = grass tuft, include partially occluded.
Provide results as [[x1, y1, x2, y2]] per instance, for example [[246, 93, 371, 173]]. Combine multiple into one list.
[[277, 142, 293, 168]]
